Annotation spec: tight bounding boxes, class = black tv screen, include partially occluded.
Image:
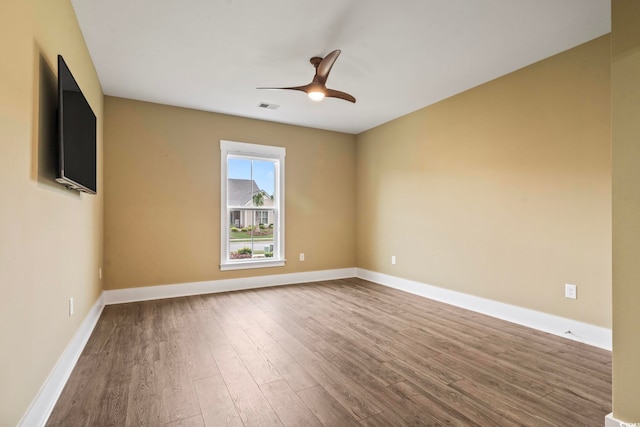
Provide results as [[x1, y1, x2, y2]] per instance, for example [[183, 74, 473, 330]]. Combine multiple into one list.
[[56, 55, 97, 194]]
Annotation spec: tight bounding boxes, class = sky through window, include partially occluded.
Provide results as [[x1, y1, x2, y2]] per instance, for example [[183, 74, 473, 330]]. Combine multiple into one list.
[[228, 158, 275, 195]]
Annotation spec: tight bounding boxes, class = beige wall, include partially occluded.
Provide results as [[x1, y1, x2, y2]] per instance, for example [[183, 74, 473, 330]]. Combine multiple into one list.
[[103, 97, 356, 289], [612, 0, 640, 422], [0, 0, 103, 425], [356, 36, 611, 328]]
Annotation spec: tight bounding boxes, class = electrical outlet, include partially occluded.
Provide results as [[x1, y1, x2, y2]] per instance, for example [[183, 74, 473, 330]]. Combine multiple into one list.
[[69, 297, 74, 316], [565, 284, 577, 299], [299, 253, 305, 261], [391, 255, 396, 265], [99, 267, 102, 280]]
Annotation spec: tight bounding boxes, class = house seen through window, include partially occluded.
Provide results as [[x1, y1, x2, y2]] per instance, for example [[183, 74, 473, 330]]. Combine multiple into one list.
[[220, 140, 285, 270]]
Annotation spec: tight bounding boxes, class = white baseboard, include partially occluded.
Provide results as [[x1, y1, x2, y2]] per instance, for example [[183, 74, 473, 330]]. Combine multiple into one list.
[[18, 294, 105, 427], [104, 268, 357, 305], [605, 413, 638, 427], [356, 268, 612, 351], [605, 413, 619, 427]]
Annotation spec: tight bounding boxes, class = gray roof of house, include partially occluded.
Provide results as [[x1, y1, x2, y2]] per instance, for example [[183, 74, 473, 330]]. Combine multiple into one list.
[[228, 179, 261, 206]]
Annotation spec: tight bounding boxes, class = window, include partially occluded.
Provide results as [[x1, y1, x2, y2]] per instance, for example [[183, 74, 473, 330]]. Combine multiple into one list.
[[220, 140, 285, 270], [255, 210, 269, 226]]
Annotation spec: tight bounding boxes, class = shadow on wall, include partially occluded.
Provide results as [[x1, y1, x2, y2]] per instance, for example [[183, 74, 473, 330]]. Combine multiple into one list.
[[31, 47, 79, 197]]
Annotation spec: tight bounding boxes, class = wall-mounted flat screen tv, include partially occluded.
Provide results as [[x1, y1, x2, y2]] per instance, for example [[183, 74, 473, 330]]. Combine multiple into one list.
[[56, 55, 96, 194]]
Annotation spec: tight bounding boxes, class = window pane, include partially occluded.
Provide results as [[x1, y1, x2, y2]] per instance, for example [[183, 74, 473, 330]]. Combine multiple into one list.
[[228, 157, 252, 180], [227, 158, 256, 207], [229, 209, 276, 259], [251, 160, 276, 206], [227, 158, 276, 208]]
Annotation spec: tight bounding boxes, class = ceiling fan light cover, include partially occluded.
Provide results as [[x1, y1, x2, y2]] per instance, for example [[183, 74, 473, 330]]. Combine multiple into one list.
[[308, 91, 325, 101]]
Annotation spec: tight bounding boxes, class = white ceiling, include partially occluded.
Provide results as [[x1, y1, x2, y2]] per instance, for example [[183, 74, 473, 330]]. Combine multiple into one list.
[[71, 0, 610, 135]]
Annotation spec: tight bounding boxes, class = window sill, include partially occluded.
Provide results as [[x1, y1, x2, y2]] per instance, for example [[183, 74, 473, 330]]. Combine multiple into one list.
[[220, 259, 286, 271]]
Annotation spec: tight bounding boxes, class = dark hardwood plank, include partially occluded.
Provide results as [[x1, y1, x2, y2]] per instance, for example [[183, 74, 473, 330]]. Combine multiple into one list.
[[210, 345, 282, 426], [193, 374, 243, 427], [165, 414, 205, 426], [497, 348, 611, 405], [540, 388, 611, 426], [125, 359, 166, 426], [546, 345, 612, 375], [219, 325, 283, 386], [296, 385, 359, 427], [359, 410, 416, 427], [243, 326, 318, 391], [233, 292, 295, 341], [94, 382, 129, 426], [383, 356, 462, 389], [259, 380, 322, 426], [175, 335, 221, 381], [156, 341, 202, 423], [384, 368, 481, 426], [449, 379, 557, 427], [430, 350, 554, 399], [277, 336, 383, 420], [191, 307, 232, 349]]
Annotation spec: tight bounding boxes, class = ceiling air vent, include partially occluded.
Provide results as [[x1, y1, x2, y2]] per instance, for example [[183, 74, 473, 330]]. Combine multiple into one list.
[[257, 102, 280, 110]]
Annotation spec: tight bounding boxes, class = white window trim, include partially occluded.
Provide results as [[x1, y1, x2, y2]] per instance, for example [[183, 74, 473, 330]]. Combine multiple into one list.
[[220, 140, 285, 271]]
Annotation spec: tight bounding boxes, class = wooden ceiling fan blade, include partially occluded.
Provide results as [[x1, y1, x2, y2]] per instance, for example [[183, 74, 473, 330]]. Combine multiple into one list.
[[325, 88, 356, 103], [316, 50, 341, 84], [257, 84, 312, 93]]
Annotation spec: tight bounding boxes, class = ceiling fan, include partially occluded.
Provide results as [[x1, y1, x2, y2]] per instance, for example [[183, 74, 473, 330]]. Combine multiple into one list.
[[258, 49, 356, 103]]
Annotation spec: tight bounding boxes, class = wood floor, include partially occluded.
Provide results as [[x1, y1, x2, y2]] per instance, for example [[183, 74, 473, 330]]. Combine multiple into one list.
[[47, 278, 612, 426]]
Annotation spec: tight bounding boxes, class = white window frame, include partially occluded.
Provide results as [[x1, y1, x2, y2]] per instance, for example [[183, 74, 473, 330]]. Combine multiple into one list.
[[220, 140, 285, 271]]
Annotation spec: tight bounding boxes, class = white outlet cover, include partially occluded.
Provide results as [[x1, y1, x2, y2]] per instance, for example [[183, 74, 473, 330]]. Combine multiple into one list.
[[565, 284, 577, 299], [299, 253, 305, 261]]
